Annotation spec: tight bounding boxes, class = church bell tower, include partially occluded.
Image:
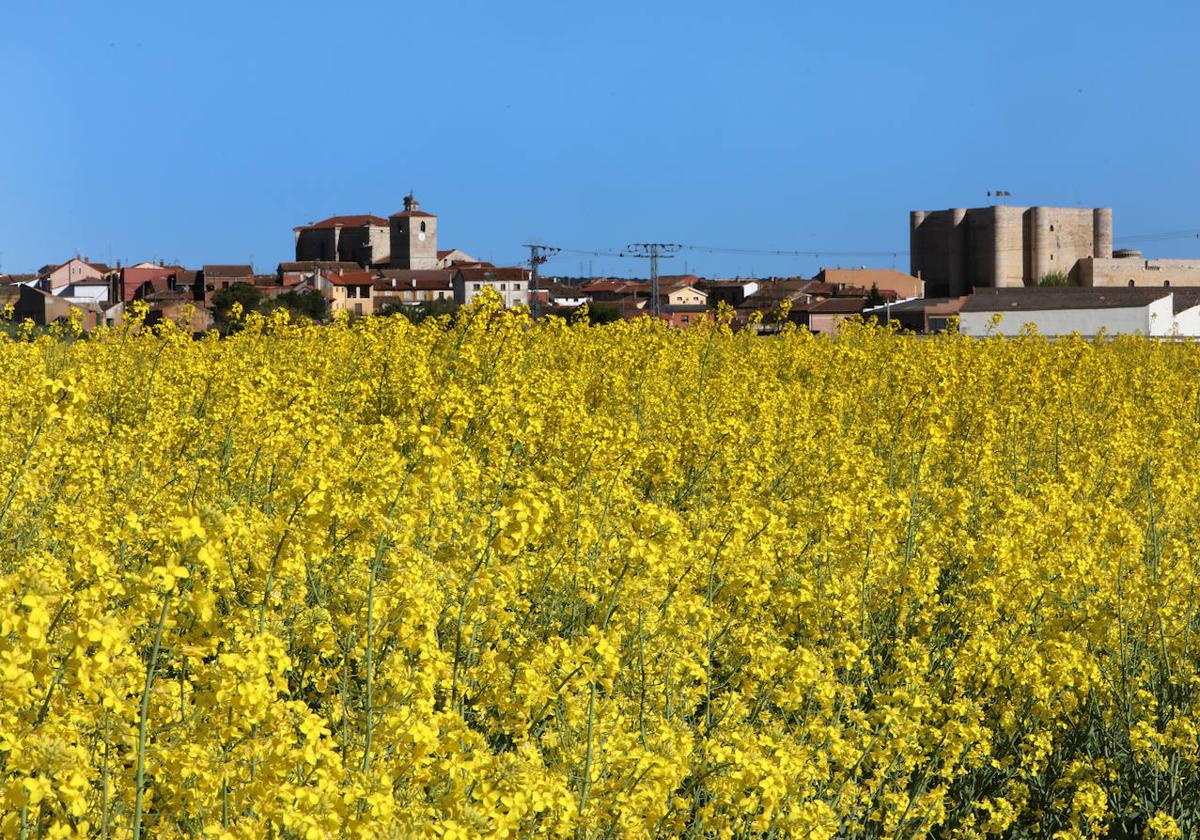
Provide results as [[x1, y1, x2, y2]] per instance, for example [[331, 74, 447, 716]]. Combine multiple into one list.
[[389, 193, 439, 269]]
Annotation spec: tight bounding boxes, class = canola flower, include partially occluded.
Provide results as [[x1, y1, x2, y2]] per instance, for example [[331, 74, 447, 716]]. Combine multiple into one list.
[[2, 294, 1200, 837]]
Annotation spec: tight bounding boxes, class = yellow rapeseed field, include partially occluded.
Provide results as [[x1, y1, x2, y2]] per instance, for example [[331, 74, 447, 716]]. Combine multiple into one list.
[[3, 296, 1199, 838]]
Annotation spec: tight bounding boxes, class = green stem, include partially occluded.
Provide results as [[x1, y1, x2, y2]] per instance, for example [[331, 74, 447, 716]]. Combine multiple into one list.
[[133, 589, 173, 840]]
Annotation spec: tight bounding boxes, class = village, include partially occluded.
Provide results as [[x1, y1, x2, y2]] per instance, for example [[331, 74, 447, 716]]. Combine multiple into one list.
[[5, 194, 1200, 338]]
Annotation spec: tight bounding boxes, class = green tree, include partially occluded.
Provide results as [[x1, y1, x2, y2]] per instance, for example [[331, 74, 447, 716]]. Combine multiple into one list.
[[211, 282, 264, 331], [575, 303, 622, 325], [379, 298, 459, 325], [866, 282, 885, 306], [273, 289, 329, 322]]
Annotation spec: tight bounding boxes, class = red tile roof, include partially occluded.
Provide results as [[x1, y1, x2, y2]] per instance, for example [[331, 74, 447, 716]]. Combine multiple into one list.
[[456, 267, 530, 282], [581, 279, 645, 294], [375, 270, 456, 292], [295, 215, 388, 231], [808, 297, 867, 314], [390, 210, 436, 218], [326, 271, 374, 286], [203, 265, 254, 278]]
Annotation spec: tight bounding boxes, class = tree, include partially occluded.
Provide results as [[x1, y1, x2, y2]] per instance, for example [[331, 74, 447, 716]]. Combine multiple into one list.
[[211, 282, 264, 330], [866, 283, 886, 306], [575, 304, 622, 325], [379, 298, 458, 325], [273, 289, 329, 322]]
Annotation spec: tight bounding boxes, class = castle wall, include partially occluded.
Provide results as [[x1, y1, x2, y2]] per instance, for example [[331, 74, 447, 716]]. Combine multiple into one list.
[[910, 205, 1111, 292], [1079, 257, 1200, 288]]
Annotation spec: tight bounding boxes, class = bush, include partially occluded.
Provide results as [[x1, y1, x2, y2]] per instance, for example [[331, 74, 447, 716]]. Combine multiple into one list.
[[1038, 270, 1074, 287]]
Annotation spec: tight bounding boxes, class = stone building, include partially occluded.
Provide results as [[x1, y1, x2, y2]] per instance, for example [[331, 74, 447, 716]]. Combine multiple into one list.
[[294, 215, 390, 266], [389, 194, 439, 270], [1076, 251, 1200, 288], [909, 205, 1113, 296]]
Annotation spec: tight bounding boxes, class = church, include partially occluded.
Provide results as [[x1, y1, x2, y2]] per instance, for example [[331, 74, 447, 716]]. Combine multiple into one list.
[[293, 194, 471, 270]]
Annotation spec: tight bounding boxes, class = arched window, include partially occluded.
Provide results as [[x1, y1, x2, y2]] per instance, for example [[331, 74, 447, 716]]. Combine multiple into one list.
[[1164, 280, 1171, 287], [1128, 279, 1136, 287], [420, 221, 426, 233]]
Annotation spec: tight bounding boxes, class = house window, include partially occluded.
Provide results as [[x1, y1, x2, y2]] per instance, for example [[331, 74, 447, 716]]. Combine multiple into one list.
[[1165, 280, 1171, 287], [1128, 279, 1136, 287], [514, 283, 521, 290], [473, 283, 480, 291], [1050, 224, 1055, 231], [354, 303, 363, 316], [438, 291, 444, 300], [500, 283, 506, 291], [419, 221, 426, 232]]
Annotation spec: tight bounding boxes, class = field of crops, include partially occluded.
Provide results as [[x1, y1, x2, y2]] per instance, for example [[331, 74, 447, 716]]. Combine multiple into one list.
[[3, 299, 1200, 838]]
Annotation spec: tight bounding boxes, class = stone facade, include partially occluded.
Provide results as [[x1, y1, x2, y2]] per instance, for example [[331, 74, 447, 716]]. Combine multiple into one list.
[[390, 195, 439, 270], [294, 216, 390, 266], [910, 205, 1113, 296], [1078, 254, 1200, 288]]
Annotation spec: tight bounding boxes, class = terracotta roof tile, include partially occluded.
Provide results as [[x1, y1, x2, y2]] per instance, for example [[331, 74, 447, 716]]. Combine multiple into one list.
[[295, 215, 388, 231]]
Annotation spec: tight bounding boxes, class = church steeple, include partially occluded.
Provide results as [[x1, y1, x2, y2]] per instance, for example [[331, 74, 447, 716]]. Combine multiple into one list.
[[389, 194, 438, 269]]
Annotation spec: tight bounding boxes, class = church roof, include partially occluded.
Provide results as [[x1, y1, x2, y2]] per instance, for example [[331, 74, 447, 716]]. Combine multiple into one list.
[[295, 214, 388, 231]]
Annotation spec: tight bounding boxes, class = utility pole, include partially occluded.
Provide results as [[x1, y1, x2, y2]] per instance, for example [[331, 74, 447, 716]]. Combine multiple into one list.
[[523, 244, 559, 318], [626, 243, 681, 319]]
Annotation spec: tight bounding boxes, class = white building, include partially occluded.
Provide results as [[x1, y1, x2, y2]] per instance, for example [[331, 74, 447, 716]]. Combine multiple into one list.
[[454, 267, 531, 309], [959, 287, 1200, 338]]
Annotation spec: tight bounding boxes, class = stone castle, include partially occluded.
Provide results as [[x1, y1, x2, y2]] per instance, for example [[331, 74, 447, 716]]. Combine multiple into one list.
[[910, 205, 1200, 295]]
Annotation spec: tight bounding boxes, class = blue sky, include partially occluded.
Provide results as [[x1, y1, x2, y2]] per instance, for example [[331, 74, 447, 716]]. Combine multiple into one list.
[[2, 0, 1198, 277]]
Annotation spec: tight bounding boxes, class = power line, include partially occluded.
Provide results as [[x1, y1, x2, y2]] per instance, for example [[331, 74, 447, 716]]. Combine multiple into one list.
[[528, 223, 1200, 278], [523, 244, 560, 318], [625, 244, 681, 317], [678, 242, 908, 258]]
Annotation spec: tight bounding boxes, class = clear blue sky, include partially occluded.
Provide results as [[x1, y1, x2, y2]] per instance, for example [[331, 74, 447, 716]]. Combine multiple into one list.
[[3, 0, 1198, 277]]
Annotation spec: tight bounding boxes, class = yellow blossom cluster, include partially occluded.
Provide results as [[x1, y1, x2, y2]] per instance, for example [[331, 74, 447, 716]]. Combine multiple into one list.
[[3, 297, 1200, 837]]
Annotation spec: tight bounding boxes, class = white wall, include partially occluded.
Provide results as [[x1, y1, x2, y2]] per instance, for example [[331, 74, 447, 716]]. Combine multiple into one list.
[[959, 304, 1155, 337], [1172, 304, 1200, 337]]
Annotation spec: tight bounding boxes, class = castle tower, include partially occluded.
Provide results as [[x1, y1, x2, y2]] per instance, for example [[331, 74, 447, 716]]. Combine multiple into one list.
[[389, 193, 439, 269], [1093, 208, 1114, 259]]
